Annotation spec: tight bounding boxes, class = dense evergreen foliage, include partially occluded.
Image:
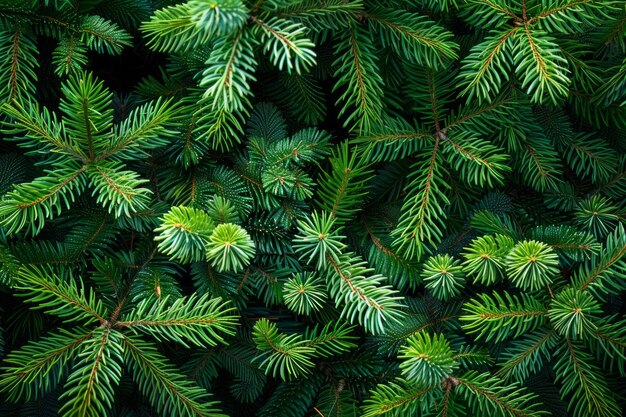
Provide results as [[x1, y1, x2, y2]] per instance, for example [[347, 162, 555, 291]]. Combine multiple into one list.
[[0, 0, 625, 416]]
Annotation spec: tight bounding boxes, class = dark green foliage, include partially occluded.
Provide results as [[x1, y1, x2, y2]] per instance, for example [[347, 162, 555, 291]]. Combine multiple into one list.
[[0, 1, 625, 417]]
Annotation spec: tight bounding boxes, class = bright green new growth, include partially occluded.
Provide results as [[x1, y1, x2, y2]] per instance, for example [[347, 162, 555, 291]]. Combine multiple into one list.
[[506, 240, 560, 291], [399, 332, 458, 387], [283, 272, 326, 315], [462, 234, 514, 285], [155, 206, 215, 263], [293, 211, 345, 270], [549, 288, 602, 340], [205, 223, 256, 272], [421, 254, 466, 301]]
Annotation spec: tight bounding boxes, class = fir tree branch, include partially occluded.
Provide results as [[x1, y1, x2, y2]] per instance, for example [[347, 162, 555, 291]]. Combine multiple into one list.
[[459, 28, 518, 102], [0, 328, 95, 401], [554, 338, 621, 417], [2, 100, 85, 160], [104, 97, 176, 160], [456, 371, 546, 417], [59, 328, 123, 417], [362, 378, 435, 417], [333, 22, 384, 132], [123, 335, 226, 417], [0, 29, 37, 104], [117, 293, 238, 348], [527, 0, 595, 25], [392, 137, 448, 260], [14, 264, 107, 324]]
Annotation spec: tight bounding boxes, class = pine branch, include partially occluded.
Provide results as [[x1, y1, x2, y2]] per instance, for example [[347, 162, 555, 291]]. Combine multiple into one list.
[[123, 335, 227, 417], [456, 371, 547, 417], [154, 206, 215, 264], [252, 318, 316, 380], [458, 28, 518, 103], [354, 117, 432, 162], [52, 36, 88, 76], [461, 292, 548, 343], [0, 327, 94, 401], [14, 264, 107, 324], [0, 163, 88, 235], [79, 15, 132, 55], [363, 219, 421, 290], [392, 139, 448, 261], [283, 272, 327, 315], [589, 316, 626, 377], [421, 254, 465, 301], [399, 332, 458, 387], [366, 6, 458, 69], [0, 29, 37, 104], [516, 27, 570, 104], [273, 0, 361, 31], [505, 240, 560, 291], [316, 141, 373, 224], [517, 136, 562, 192], [527, 0, 610, 31], [87, 161, 151, 217], [105, 97, 177, 161], [141, 3, 208, 53], [554, 338, 621, 417], [528, 225, 601, 262], [496, 329, 557, 381], [59, 328, 123, 417], [59, 72, 113, 159], [362, 378, 435, 417], [572, 224, 626, 298], [0, 243, 19, 286], [251, 16, 316, 74], [1, 100, 83, 159], [443, 131, 510, 187], [117, 293, 238, 348], [205, 223, 256, 272], [190, 0, 248, 38], [462, 234, 514, 285], [302, 321, 357, 357], [333, 22, 384, 132], [324, 253, 405, 334], [200, 29, 258, 113]]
